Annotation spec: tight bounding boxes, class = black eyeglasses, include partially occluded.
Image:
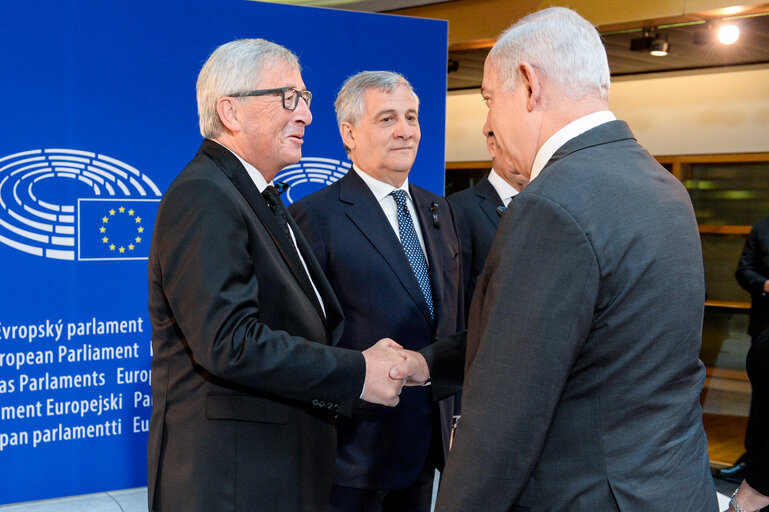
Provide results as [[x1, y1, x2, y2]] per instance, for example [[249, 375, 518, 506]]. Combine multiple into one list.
[[230, 87, 312, 111]]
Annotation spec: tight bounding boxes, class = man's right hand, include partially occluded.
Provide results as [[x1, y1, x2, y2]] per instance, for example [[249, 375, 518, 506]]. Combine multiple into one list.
[[361, 338, 406, 406]]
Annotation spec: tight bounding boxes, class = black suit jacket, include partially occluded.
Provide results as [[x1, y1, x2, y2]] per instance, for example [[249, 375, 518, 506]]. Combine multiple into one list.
[[447, 175, 503, 320], [147, 140, 365, 512], [289, 169, 463, 490], [436, 121, 717, 512], [736, 215, 769, 339]]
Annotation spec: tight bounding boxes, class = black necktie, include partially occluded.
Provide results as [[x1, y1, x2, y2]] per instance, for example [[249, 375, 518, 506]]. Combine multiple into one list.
[[262, 185, 295, 249]]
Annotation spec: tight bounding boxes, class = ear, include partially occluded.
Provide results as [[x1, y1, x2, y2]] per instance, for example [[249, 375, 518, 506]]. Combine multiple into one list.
[[518, 62, 542, 112], [340, 122, 356, 152], [216, 97, 241, 133]]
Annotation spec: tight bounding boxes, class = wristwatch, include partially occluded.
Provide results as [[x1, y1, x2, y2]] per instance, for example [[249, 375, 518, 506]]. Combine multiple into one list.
[[731, 488, 748, 512]]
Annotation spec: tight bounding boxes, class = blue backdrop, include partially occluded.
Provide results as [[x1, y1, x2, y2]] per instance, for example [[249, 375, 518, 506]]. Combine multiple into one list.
[[0, 0, 447, 504]]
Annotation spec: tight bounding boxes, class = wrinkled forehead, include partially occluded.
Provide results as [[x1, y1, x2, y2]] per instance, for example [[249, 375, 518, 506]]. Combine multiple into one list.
[[362, 84, 418, 112], [481, 56, 503, 91], [255, 57, 304, 89]]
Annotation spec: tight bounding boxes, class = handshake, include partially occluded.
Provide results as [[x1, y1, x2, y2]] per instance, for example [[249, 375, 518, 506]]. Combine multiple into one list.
[[360, 338, 429, 406]]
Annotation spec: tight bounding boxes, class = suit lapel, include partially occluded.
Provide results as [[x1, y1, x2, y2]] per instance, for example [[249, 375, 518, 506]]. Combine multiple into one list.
[[475, 176, 503, 229], [339, 171, 434, 325], [200, 140, 328, 325]]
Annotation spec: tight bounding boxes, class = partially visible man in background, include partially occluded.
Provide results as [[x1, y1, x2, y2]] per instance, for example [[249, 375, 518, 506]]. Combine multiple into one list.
[[447, 131, 527, 319], [147, 40, 406, 512], [719, 214, 769, 483], [290, 70, 463, 512]]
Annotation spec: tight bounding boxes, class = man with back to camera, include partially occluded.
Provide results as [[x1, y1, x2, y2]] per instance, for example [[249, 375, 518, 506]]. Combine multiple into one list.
[[433, 7, 718, 511], [289, 71, 463, 512], [447, 131, 528, 319], [146, 39, 408, 512]]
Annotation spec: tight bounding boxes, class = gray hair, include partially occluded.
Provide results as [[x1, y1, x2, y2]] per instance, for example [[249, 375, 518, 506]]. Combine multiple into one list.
[[488, 7, 610, 100], [334, 71, 419, 127], [196, 38, 300, 139]]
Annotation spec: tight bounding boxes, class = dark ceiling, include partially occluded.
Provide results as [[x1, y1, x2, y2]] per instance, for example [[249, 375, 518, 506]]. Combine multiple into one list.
[[447, 13, 769, 90]]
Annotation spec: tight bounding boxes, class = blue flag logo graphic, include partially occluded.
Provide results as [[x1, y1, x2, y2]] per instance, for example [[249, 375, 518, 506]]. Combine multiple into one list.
[[78, 199, 159, 260]]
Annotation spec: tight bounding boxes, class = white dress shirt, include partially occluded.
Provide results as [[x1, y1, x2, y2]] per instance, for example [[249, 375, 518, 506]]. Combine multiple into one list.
[[353, 165, 429, 263], [529, 110, 617, 182], [215, 141, 326, 317], [487, 168, 520, 207]]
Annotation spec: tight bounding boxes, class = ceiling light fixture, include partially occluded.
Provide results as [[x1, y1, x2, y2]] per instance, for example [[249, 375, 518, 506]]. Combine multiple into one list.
[[717, 22, 740, 44], [649, 33, 669, 57]]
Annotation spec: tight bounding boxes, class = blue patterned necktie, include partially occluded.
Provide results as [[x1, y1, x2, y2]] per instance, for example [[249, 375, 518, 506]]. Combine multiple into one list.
[[391, 189, 434, 318]]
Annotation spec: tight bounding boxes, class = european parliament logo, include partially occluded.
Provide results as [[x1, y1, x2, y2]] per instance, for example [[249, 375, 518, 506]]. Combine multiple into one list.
[[0, 149, 161, 261], [274, 156, 351, 204]]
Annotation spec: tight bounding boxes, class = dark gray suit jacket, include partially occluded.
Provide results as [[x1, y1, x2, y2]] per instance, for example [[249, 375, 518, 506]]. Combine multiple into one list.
[[289, 169, 463, 490], [147, 140, 365, 512], [447, 175, 503, 320], [436, 121, 717, 512]]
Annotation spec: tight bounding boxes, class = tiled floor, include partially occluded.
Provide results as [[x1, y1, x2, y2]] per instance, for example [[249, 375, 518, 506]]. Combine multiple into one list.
[[0, 484, 733, 511], [0, 488, 146, 512]]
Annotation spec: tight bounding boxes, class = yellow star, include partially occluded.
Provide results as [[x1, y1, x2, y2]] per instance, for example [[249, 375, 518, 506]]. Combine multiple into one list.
[[129, 209, 135, 216], [102, 217, 109, 223], [128, 244, 135, 251], [109, 209, 116, 216], [135, 236, 142, 243], [109, 244, 116, 251], [102, 237, 109, 244], [135, 217, 142, 223], [99, 226, 106, 233], [138, 226, 144, 233], [119, 246, 125, 254], [119, 206, 125, 213]]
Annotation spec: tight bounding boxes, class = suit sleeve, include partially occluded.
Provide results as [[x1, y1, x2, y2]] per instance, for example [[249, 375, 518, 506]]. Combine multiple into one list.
[[153, 178, 364, 413], [435, 193, 599, 511], [736, 225, 768, 296]]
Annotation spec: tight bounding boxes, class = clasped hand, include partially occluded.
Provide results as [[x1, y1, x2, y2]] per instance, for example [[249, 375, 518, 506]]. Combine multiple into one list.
[[360, 339, 431, 406]]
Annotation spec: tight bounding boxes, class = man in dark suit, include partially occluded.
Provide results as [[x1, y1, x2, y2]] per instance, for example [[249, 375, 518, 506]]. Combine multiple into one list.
[[447, 132, 527, 319], [434, 8, 717, 511], [289, 71, 463, 512], [147, 39, 406, 512], [737, 215, 769, 341], [720, 215, 769, 482]]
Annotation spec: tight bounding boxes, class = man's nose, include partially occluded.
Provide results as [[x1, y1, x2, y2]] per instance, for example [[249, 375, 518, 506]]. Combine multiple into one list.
[[393, 118, 413, 139], [293, 96, 312, 125]]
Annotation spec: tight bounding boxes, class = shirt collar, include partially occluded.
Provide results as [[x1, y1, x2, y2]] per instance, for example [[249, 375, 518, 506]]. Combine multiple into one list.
[[529, 110, 616, 182], [353, 164, 411, 202], [487, 168, 520, 202], [213, 139, 271, 193]]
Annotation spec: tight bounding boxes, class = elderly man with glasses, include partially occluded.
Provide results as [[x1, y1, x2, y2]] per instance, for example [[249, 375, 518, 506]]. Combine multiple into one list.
[[147, 39, 407, 512]]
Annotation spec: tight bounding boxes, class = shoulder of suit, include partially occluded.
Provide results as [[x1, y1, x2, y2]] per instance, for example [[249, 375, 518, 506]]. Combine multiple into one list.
[[162, 150, 229, 197], [290, 177, 342, 208], [753, 216, 769, 234], [410, 183, 448, 204], [446, 185, 477, 205]]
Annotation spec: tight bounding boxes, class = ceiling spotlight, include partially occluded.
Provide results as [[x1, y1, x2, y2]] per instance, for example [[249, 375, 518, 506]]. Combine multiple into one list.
[[649, 34, 669, 57], [717, 23, 740, 44]]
